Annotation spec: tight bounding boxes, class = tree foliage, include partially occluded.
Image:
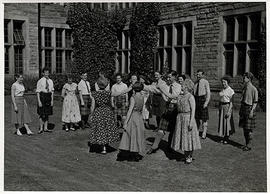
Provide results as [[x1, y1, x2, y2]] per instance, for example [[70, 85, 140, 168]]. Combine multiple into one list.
[[67, 3, 127, 87], [129, 3, 161, 81]]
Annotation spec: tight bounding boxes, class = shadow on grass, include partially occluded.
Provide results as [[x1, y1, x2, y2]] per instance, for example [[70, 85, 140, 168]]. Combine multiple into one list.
[[146, 137, 185, 161], [205, 132, 244, 149]]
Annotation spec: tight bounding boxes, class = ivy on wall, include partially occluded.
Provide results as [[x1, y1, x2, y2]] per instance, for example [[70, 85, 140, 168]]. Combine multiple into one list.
[[129, 3, 161, 81], [66, 3, 127, 88]]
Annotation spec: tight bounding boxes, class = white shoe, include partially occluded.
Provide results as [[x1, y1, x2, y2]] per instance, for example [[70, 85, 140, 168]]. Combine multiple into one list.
[[65, 128, 69, 132], [16, 130, 22, 136]]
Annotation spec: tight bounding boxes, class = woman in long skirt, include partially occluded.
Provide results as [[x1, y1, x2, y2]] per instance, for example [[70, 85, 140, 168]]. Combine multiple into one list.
[[61, 76, 81, 131], [218, 76, 235, 144], [117, 82, 145, 162], [11, 74, 33, 136]]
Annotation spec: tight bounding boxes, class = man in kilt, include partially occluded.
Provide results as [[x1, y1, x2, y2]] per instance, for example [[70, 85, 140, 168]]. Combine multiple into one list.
[[239, 72, 258, 151], [146, 71, 182, 154], [36, 67, 54, 133], [111, 73, 129, 127], [78, 73, 92, 129], [193, 69, 211, 139]]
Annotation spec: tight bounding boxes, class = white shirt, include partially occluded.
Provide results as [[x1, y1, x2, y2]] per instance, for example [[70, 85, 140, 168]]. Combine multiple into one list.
[[159, 81, 182, 103], [11, 82, 25, 97], [111, 82, 128, 93], [95, 82, 110, 91], [78, 80, 91, 95], [36, 77, 54, 93], [219, 86, 234, 103], [143, 79, 166, 94]]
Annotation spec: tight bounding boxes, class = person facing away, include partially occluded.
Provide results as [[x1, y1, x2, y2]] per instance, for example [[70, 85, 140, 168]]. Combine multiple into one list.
[[117, 81, 145, 162], [61, 75, 81, 132], [239, 72, 258, 151], [11, 73, 33, 136], [193, 69, 211, 139], [36, 67, 54, 134]]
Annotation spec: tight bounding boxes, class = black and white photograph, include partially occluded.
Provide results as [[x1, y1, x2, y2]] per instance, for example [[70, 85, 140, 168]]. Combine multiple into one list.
[[2, 1, 267, 191]]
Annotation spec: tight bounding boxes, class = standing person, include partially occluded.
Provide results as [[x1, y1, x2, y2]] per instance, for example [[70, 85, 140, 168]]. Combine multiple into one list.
[[178, 74, 186, 86], [117, 82, 145, 162], [78, 73, 92, 129], [193, 69, 211, 139], [95, 71, 110, 91], [161, 83, 201, 164], [36, 67, 54, 134], [239, 72, 258, 151], [139, 75, 150, 129], [128, 74, 139, 99], [143, 71, 167, 127], [147, 71, 182, 154], [61, 76, 81, 132], [88, 77, 120, 154], [111, 73, 128, 127], [184, 74, 195, 94], [218, 76, 235, 144], [11, 74, 33, 136]]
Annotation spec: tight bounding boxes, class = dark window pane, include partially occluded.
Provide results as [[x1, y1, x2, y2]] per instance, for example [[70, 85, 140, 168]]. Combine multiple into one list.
[[165, 48, 172, 70], [65, 29, 72, 48], [224, 47, 234, 76], [237, 44, 246, 75], [159, 27, 164, 46], [158, 49, 164, 72], [176, 24, 183, 45], [14, 47, 23, 74], [125, 3, 129, 8], [45, 50, 52, 73], [65, 51, 72, 73], [4, 20, 9, 43], [124, 51, 129, 73], [185, 22, 192, 45], [250, 13, 261, 41], [124, 31, 129, 49], [94, 3, 101, 9], [102, 3, 108, 10], [176, 48, 182, 73], [118, 32, 122, 49], [45, 28, 52, 47], [5, 47, 9, 74], [238, 16, 247, 41], [249, 49, 259, 78], [119, 3, 123, 9], [56, 29, 63, 48], [166, 25, 172, 46], [225, 18, 235, 42], [185, 47, 191, 75], [56, 50, 62, 73], [117, 51, 122, 73], [13, 21, 24, 45]]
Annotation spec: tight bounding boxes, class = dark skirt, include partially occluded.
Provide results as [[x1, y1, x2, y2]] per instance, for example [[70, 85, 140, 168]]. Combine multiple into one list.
[[158, 103, 177, 132], [37, 92, 53, 116], [11, 96, 32, 126], [239, 103, 256, 132], [80, 95, 92, 116], [195, 95, 209, 122], [151, 93, 166, 117], [114, 95, 128, 116]]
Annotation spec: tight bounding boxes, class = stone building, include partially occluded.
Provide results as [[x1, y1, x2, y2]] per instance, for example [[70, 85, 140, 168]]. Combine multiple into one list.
[[4, 2, 266, 105]]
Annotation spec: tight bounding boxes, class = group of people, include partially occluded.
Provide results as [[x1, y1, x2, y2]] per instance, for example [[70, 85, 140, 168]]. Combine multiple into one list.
[[11, 66, 258, 164]]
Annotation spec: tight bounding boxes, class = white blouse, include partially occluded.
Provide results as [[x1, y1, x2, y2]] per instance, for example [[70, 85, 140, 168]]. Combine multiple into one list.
[[111, 82, 128, 93], [11, 82, 25, 97], [219, 86, 234, 103], [36, 77, 54, 93]]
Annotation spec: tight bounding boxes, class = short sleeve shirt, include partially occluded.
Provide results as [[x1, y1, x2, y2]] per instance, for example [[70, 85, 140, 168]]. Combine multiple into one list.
[[36, 77, 54, 93], [12, 82, 25, 97], [78, 80, 91, 95]]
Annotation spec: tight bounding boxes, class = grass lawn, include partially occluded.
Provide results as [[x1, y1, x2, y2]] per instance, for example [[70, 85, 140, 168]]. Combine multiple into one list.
[[4, 95, 266, 191]]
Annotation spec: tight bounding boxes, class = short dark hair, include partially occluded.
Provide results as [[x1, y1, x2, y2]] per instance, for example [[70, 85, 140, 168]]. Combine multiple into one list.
[[221, 76, 231, 84], [170, 70, 178, 77], [130, 73, 138, 80], [42, 67, 50, 73], [243, 72, 254, 82], [14, 73, 22, 80], [197, 69, 204, 74], [115, 73, 122, 78], [178, 74, 186, 80], [132, 81, 143, 92]]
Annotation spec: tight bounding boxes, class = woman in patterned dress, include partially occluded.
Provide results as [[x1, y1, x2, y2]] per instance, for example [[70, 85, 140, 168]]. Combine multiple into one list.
[[88, 77, 120, 154], [159, 83, 201, 164], [117, 82, 145, 162], [11, 74, 33, 136], [218, 76, 235, 144], [61, 76, 81, 131]]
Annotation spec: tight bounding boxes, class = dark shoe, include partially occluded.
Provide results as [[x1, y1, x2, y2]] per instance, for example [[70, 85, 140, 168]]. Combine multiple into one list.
[[38, 129, 43, 134], [147, 148, 158, 155], [242, 146, 251, 151]]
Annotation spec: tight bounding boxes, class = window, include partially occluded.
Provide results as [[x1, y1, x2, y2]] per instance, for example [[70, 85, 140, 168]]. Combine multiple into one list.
[[65, 29, 72, 48], [13, 21, 25, 45], [223, 12, 261, 77], [14, 47, 23, 74], [44, 28, 52, 47], [45, 50, 52, 73], [56, 50, 62, 73], [56, 29, 63, 48], [116, 30, 130, 73], [65, 50, 73, 72], [4, 20, 9, 43], [156, 21, 193, 75], [5, 47, 9, 74], [102, 3, 108, 10]]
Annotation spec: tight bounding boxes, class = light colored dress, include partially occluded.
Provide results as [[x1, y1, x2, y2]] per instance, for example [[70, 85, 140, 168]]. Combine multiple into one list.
[[218, 86, 235, 137], [119, 93, 145, 154], [62, 83, 81, 123], [141, 90, 149, 120], [171, 92, 201, 152]]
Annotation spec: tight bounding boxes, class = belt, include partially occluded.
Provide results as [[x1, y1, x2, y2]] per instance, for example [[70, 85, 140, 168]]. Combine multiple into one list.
[[220, 102, 230, 105]]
